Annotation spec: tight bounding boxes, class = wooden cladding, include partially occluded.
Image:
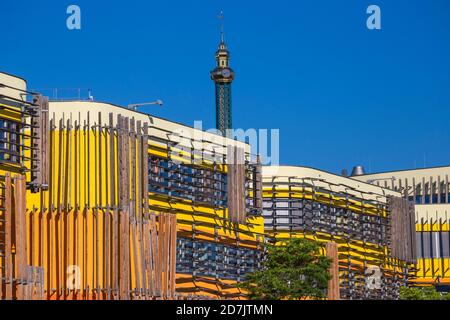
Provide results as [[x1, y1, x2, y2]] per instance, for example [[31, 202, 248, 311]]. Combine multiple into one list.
[[0, 174, 45, 300], [227, 145, 246, 223], [326, 242, 340, 301], [0, 112, 178, 300], [253, 155, 263, 212], [30, 95, 50, 192], [156, 212, 178, 298], [388, 196, 417, 263]]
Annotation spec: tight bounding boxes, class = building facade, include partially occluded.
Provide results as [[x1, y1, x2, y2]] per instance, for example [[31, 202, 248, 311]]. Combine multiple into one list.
[[1, 71, 264, 300], [2, 70, 438, 300], [262, 166, 417, 299], [0, 72, 47, 300], [354, 166, 450, 290]]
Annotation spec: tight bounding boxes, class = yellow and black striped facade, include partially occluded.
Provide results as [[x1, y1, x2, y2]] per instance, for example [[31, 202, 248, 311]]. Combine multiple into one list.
[[0, 71, 428, 300], [0, 72, 264, 300], [355, 167, 450, 290], [262, 166, 417, 300]]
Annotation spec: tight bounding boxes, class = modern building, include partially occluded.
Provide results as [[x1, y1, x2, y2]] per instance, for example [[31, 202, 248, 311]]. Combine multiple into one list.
[[2, 66, 444, 301], [262, 166, 417, 300], [0, 71, 264, 300], [354, 166, 450, 290]]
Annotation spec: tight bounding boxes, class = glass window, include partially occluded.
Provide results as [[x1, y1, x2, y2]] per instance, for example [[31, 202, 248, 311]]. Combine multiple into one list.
[[415, 195, 422, 204], [440, 232, 450, 258], [431, 232, 440, 258], [149, 156, 227, 207], [417, 232, 432, 259], [415, 232, 450, 259], [0, 118, 21, 164], [176, 237, 260, 281]]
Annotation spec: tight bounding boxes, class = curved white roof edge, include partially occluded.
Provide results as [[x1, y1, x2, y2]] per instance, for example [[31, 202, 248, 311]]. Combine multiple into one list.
[[49, 100, 251, 153], [263, 165, 401, 199], [0, 71, 27, 101]]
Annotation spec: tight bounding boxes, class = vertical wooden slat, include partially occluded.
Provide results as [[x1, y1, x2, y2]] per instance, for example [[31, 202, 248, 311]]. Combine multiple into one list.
[[118, 116, 131, 300], [97, 112, 102, 299], [136, 121, 146, 298], [227, 145, 235, 222], [157, 213, 164, 298], [104, 114, 110, 300], [164, 213, 171, 298], [82, 120, 87, 299], [404, 178, 409, 199], [56, 118, 65, 299], [144, 214, 152, 297], [18, 175, 28, 300], [41, 97, 50, 189], [155, 213, 162, 297], [32, 97, 41, 190], [66, 117, 73, 299], [326, 242, 340, 300], [125, 118, 131, 300], [238, 147, 246, 223], [438, 176, 442, 204], [409, 201, 417, 261], [110, 113, 118, 299], [254, 155, 263, 212], [169, 214, 177, 298], [117, 115, 124, 299], [446, 175, 449, 204], [422, 177, 426, 204], [116, 114, 121, 299], [47, 116, 55, 299], [142, 123, 153, 297], [130, 118, 140, 299], [73, 117, 79, 300], [85, 113, 90, 299], [4, 174, 12, 299], [227, 146, 246, 223], [14, 176, 21, 299], [430, 176, 434, 204], [153, 213, 159, 297], [142, 123, 149, 217], [20, 176, 28, 298]]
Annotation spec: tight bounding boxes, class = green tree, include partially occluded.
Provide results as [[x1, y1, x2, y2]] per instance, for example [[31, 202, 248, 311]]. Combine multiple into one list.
[[400, 286, 450, 300], [239, 238, 332, 300]]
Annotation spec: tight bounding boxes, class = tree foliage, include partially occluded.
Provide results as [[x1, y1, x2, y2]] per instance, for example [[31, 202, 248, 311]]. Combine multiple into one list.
[[399, 286, 450, 300], [239, 238, 332, 300]]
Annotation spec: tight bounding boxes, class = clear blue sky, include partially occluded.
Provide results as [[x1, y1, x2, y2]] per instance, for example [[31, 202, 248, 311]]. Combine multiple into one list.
[[1, 0, 450, 174]]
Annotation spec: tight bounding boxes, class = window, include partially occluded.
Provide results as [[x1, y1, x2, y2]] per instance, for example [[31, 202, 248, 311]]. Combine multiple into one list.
[[0, 118, 21, 164], [416, 231, 450, 259], [176, 238, 261, 281], [149, 156, 227, 207], [262, 197, 388, 244], [441, 232, 450, 258]]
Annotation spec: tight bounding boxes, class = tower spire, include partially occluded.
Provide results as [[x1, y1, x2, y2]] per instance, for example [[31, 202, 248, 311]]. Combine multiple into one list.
[[211, 11, 234, 137]]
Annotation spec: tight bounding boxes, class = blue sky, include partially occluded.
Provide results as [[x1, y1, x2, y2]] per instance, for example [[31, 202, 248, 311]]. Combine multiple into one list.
[[1, 0, 450, 174]]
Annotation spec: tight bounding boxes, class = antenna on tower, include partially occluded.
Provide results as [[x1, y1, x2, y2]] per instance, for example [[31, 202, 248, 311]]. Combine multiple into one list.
[[218, 10, 225, 42]]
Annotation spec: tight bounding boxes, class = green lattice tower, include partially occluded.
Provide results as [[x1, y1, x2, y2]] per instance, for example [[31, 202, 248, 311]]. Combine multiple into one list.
[[211, 39, 234, 137]]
